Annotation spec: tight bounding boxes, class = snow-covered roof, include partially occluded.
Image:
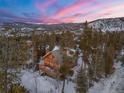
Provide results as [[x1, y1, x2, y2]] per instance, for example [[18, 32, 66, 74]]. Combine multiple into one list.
[[52, 46, 60, 51], [69, 48, 76, 52], [52, 50, 63, 64], [26, 40, 32, 43]]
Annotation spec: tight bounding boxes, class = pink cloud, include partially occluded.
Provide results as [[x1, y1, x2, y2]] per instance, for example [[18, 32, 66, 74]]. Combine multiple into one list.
[[35, 0, 97, 24], [37, 0, 57, 9], [36, 0, 58, 15], [38, 14, 79, 24], [70, 0, 119, 18], [62, 17, 77, 23], [64, 2, 124, 23], [40, 18, 62, 24], [35, 0, 124, 24], [39, 17, 75, 24], [53, 0, 97, 18], [84, 3, 124, 21]]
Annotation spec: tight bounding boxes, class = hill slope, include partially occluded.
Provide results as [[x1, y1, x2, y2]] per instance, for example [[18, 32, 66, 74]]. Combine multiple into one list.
[[89, 17, 124, 31]]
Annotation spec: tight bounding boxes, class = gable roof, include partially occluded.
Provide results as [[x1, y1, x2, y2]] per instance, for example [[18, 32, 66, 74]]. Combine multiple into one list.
[[43, 52, 52, 59], [42, 49, 63, 64], [52, 45, 60, 51], [52, 50, 63, 64]]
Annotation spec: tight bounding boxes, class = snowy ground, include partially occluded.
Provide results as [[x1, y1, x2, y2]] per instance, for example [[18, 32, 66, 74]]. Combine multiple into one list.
[[20, 70, 76, 93], [20, 57, 83, 93], [20, 57, 124, 93], [88, 62, 124, 93]]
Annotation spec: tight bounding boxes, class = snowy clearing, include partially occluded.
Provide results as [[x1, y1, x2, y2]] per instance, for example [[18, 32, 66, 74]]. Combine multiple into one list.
[[20, 57, 83, 93], [20, 70, 76, 93]]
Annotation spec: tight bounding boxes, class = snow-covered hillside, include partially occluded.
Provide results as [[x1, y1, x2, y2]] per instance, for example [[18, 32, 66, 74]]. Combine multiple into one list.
[[88, 62, 124, 93], [89, 18, 124, 32]]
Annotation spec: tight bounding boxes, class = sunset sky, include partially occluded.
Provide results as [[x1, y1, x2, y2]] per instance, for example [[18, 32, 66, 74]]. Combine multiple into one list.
[[0, 0, 124, 24]]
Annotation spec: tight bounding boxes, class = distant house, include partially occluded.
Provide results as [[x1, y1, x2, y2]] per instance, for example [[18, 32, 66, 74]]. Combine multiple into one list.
[[39, 46, 77, 78]]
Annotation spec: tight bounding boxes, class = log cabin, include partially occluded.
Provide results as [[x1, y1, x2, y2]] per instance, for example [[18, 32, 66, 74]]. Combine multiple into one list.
[[39, 46, 77, 78]]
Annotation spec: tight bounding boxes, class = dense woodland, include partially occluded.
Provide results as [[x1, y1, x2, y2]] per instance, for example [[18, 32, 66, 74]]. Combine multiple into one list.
[[0, 22, 124, 93]]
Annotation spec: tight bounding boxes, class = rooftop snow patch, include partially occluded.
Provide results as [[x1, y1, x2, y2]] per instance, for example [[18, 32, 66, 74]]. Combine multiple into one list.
[[52, 46, 60, 51]]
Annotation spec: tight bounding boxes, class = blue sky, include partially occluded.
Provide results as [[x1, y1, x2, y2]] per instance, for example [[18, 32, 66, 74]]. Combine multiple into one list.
[[0, 0, 124, 24]]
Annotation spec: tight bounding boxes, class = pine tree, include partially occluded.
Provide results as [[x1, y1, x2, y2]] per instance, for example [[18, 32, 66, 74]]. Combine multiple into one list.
[[104, 32, 115, 76], [80, 21, 93, 68], [0, 34, 27, 93], [76, 68, 88, 93], [59, 65, 70, 93], [8, 84, 29, 93]]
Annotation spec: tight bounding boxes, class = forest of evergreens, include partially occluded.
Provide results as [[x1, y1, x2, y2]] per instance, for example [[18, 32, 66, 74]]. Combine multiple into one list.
[[0, 22, 124, 93]]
